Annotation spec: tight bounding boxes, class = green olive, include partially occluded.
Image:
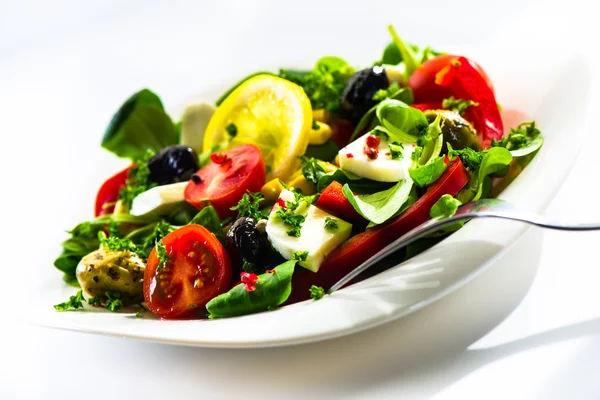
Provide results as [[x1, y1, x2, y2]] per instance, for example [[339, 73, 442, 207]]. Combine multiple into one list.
[[425, 110, 480, 153], [76, 248, 145, 305]]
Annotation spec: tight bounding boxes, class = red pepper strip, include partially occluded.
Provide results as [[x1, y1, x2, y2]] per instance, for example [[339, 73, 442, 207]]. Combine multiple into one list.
[[411, 102, 443, 112], [286, 158, 470, 304], [94, 165, 132, 217], [435, 56, 504, 147], [315, 181, 365, 223]]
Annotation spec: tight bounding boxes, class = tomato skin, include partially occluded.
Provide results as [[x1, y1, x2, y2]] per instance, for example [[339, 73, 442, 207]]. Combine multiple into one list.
[[286, 158, 470, 304], [94, 166, 131, 217], [408, 54, 494, 103], [184, 144, 266, 219], [315, 181, 365, 223], [144, 224, 232, 319]]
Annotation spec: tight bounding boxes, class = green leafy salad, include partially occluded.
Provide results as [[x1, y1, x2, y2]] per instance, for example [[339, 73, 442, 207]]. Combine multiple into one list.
[[52, 25, 543, 320]]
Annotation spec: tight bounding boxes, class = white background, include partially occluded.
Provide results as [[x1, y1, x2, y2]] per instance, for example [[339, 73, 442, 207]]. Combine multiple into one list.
[[1, 0, 599, 399]]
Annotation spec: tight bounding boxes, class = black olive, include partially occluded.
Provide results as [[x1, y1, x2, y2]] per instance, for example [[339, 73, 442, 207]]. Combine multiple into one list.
[[339, 66, 390, 123], [147, 145, 199, 185], [425, 110, 481, 154], [227, 217, 273, 273]]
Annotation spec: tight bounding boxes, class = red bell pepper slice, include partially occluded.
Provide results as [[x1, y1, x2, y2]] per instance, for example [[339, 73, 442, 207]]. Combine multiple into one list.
[[411, 102, 443, 112], [287, 157, 470, 304], [434, 56, 503, 147], [94, 165, 131, 217], [315, 181, 365, 223]]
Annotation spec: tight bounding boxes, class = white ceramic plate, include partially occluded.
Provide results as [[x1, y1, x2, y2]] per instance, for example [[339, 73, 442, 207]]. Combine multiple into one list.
[[26, 47, 591, 348]]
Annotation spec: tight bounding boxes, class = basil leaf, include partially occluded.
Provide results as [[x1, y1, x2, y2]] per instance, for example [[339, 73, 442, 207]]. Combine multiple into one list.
[[317, 169, 395, 193], [206, 260, 295, 318], [430, 194, 462, 218], [101, 89, 178, 160], [473, 147, 513, 200], [304, 140, 339, 162], [408, 156, 448, 187], [509, 136, 544, 157], [350, 105, 378, 142], [376, 99, 428, 143], [342, 179, 413, 225], [380, 41, 403, 65], [190, 206, 225, 244]]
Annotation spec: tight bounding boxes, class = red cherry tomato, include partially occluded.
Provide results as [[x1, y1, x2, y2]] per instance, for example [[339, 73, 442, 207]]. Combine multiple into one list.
[[407, 54, 494, 104], [184, 144, 266, 219], [143, 224, 232, 319], [94, 166, 131, 217]]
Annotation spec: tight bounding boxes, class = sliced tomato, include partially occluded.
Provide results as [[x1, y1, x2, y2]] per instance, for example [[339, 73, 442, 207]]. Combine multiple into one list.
[[94, 165, 131, 217], [286, 157, 470, 304], [144, 224, 232, 319], [184, 144, 266, 219]]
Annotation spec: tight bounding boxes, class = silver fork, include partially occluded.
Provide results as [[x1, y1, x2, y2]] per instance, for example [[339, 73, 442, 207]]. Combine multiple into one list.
[[328, 198, 600, 294]]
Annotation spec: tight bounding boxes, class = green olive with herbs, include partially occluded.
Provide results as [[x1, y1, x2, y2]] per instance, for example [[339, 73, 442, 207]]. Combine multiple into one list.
[[425, 110, 480, 153], [76, 248, 145, 306]]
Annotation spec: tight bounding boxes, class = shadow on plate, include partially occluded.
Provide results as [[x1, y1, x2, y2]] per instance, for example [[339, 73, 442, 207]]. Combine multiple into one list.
[[113, 227, 554, 397]]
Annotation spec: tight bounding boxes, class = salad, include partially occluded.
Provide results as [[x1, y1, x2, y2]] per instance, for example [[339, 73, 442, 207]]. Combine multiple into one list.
[[53, 25, 543, 319]]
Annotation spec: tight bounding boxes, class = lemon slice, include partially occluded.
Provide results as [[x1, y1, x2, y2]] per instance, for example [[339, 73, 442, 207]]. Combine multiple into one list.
[[203, 75, 313, 181]]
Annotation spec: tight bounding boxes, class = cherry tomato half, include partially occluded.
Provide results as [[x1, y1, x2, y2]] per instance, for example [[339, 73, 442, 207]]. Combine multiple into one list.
[[184, 144, 266, 219], [407, 54, 494, 104], [143, 224, 232, 319], [94, 166, 131, 217]]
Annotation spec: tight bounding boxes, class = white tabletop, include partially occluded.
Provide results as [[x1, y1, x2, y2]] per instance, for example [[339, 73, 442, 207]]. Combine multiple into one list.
[[2, 1, 599, 399]]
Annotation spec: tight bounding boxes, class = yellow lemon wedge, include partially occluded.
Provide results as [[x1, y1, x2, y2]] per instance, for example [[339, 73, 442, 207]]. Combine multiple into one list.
[[203, 75, 313, 181]]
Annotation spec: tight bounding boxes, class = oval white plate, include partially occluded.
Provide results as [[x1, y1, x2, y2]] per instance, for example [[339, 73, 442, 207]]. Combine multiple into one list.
[[26, 48, 591, 348]]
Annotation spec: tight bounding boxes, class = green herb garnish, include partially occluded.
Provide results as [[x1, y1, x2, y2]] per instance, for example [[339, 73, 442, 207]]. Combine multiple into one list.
[[156, 240, 169, 271], [279, 56, 354, 113], [98, 231, 139, 253], [276, 208, 306, 237], [301, 157, 326, 185], [54, 290, 86, 311], [309, 285, 325, 300], [118, 150, 156, 208], [492, 121, 543, 157], [388, 142, 404, 160], [105, 291, 123, 312], [231, 192, 267, 221], [442, 96, 479, 116], [293, 251, 309, 262], [324, 217, 339, 230], [225, 123, 238, 137]]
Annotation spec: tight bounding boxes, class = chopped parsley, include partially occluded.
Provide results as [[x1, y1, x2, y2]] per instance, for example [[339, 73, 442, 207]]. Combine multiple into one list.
[[448, 144, 487, 171], [87, 296, 101, 306], [388, 142, 404, 160], [225, 123, 237, 137], [309, 285, 325, 300], [54, 290, 86, 311], [301, 156, 326, 185], [230, 192, 267, 221], [324, 217, 339, 230], [292, 251, 309, 262], [105, 291, 123, 312], [139, 220, 175, 257], [442, 96, 479, 115], [107, 220, 122, 238], [411, 146, 423, 162], [156, 240, 169, 271], [118, 150, 156, 208], [279, 57, 354, 112], [135, 311, 143, 318], [276, 208, 306, 237], [98, 231, 139, 253], [372, 81, 401, 102], [492, 121, 541, 150], [312, 119, 320, 130]]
